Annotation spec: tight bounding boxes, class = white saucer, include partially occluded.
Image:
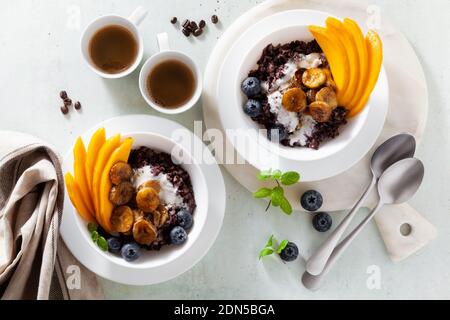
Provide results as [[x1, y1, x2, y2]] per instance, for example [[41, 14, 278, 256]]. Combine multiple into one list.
[[60, 115, 226, 285], [216, 9, 389, 182]]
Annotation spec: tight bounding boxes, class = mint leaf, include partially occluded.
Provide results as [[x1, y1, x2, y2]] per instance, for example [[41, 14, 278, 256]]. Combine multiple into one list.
[[265, 234, 274, 248], [253, 187, 272, 199], [277, 240, 289, 254], [88, 223, 98, 233], [272, 170, 282, 180], [91, 230, 99, 242], [259, 247, 274, 259], [257, 169, 273, 181], [271, 186, 284, 206], [280, 197, 293, 215], [97, 236, 108, 251], [280, 171, 300, 185]]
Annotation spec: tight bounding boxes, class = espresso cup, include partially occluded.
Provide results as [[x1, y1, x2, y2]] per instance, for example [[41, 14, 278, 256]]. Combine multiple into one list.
[[81, 6, 147, 79], [139, 33, 202, 115]]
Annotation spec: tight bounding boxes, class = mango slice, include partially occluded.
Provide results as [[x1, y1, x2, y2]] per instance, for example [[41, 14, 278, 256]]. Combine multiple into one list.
[[308, 26, 349, 94], [65, 172, 95, 223], [85, 128, 106, 194], [92, 134, 121, 221], [98, 138, 134, 233], [325, 17, 358, 106], [344, 18, 369, 109], [349, 30, 383, 117], [73, 137, 94, 214]]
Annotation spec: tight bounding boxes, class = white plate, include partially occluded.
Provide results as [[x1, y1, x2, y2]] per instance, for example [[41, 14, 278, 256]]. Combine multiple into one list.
[[60, 115, 226, 285], [216, 9, 388, 182]]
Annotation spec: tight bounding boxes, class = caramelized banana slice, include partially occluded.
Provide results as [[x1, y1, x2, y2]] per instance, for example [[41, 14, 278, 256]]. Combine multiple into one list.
[[109, 181, 134, 206], [316, 87, 338, 109], [151, 210, 161, 227], [136, 187, 160, 212], [133, 219, 157, 245], [109, 162, 133, 185], [309, 101, 333, 123], [302, 68, 327, 89], [110, 206, 134, 233], [306, 89, 318, 104], [323, 69, 337, 90], [282, 88, 307, 112], [157, 204, 169, 227], [138, 180, 161, 193]]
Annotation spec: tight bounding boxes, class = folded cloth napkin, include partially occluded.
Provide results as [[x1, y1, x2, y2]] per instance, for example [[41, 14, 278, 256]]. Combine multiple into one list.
[[0, 131, 103, 300]]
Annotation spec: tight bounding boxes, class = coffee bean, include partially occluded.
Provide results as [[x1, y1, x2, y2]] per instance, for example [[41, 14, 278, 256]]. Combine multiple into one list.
[[63, 98, 72, 106], [193, 28, 203, 37], [182, 28, 191, 37], [170, 17, 177, 24], [59, 90, 67, 99], [74, 101, 81, 110], [182, 19, 190, 28], [60, 105, 69, 115], [199, 20, 206, 28], [190, 21, 198, 30], [211, 15, 218, 24]]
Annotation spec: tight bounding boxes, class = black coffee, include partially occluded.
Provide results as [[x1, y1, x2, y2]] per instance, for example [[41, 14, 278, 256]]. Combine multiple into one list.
[[146, 60, 196, 108], [89, 25, 138, 74]]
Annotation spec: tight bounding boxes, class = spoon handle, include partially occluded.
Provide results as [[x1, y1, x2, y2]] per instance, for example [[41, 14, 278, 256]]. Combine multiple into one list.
[[306, 176, 377, 275], [302, 201, 384, 290]]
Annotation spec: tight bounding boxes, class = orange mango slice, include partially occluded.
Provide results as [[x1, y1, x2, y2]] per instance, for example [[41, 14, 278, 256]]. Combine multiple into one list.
[[98, 137, 134, 233], [73, 137, 94, 214], [349, 30, 383, 117], [85, 128, 106, 194], [325, 17, 358, 106], [65, 172, 95, 223], [344, 18, 369, 109], [308, 26, 349, 94], [92, 134, 121, 221]]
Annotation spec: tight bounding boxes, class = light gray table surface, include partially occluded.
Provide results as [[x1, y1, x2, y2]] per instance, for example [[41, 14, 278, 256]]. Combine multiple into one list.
[[0, 0, 449, 299]]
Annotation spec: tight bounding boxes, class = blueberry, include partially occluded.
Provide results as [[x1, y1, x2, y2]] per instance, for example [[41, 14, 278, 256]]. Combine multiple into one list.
[[170, 226, 188, 245], [279, 242, 299, 262], [312, 212, 332, 232], [177, 209, 193, 230], [243, 99, 262, 117], [267, 124, 288, 141], [300, 190, 323, 212], [107, 237, 122, 254], [120, 242, 141, 262], [241, 77, 261, 97]]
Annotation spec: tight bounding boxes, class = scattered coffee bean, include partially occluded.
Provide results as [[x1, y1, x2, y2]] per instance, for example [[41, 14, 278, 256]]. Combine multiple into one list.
[[60, 105, 69, 115], [182, 19, 190, 28], [193, 28, 203, 37], [211, 15, 219, 24], [74, 101, 81, 110], [190, 21, 198, 30], [170, 17, 177, 24], [199, 20, 206, 28], [59, 90, 67, 99], [63, 98, 72, 106], [182, 28, 191, 37]]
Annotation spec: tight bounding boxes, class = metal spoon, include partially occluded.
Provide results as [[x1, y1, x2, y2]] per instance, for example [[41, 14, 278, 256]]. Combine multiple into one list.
[[306, 134, 416, 276], [302, 158, 425, 290]]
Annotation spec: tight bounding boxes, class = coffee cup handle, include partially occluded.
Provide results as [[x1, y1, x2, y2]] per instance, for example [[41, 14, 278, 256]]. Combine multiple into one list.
[[128, 6, 148, 26], [157, 33, 170, 52]]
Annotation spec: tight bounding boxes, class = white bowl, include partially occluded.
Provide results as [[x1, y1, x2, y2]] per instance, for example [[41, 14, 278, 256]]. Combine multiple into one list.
[[236, 25, 370, 162], [74, 132, 209, 270], [216, 9, 388, 181]]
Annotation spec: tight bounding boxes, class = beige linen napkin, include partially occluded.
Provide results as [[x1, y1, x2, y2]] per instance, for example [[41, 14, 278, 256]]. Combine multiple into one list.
[[0, 131, 103, 300]]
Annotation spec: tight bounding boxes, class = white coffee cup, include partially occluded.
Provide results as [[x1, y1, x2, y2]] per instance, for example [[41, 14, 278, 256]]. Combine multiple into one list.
[[81, 7, 147, 79], [139, 33, 202, 115]]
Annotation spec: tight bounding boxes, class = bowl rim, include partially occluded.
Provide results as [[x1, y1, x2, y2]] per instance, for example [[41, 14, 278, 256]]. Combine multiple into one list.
[[73, 130, 209, 269]]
